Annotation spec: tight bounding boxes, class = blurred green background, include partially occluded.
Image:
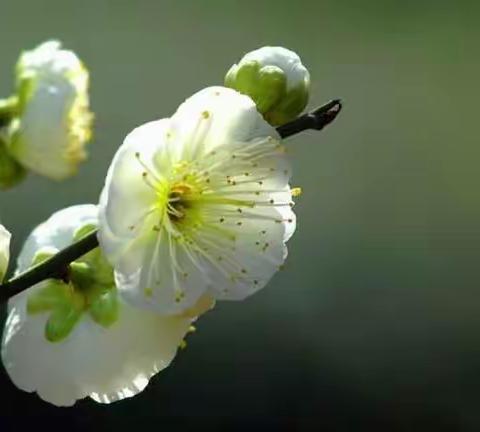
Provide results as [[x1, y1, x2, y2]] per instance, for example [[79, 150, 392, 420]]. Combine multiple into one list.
[[1, 0, 479, 430]]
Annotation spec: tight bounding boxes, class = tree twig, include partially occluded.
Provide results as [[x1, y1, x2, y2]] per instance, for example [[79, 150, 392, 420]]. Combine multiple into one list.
[[277, 99, 342, 139], [0, 232, 99, 303], [0, 100, 342, 303]]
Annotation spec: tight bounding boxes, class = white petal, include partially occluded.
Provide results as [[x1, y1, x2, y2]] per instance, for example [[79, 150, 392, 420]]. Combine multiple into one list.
[[195, 196, 290, 300], [98, 119, 170, 273], [2, 292, 190, 406], [0, 224, 11, 281], [115, 231, 211, 315], [99, 119, 169, 239], [242, 46, 310, 91], [16, 204, 97, 273], [170, 86, 278, 158]]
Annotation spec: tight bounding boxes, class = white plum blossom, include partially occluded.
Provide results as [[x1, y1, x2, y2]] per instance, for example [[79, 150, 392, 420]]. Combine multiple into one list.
[[8, 40, 93, 180], [2, 205, 209, 407], [98, 86, 296, 315], [0, 223, 11, 282]]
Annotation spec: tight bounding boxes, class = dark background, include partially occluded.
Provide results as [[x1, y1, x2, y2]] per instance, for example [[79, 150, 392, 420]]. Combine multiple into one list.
[[0, 0, 479, 430]]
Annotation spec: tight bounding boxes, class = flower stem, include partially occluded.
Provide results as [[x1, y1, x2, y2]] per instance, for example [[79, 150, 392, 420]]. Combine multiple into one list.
[[0, 100, 342, 303]]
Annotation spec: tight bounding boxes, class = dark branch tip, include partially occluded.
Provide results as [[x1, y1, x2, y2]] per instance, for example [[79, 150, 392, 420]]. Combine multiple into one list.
[[310, 99, 342, 131]]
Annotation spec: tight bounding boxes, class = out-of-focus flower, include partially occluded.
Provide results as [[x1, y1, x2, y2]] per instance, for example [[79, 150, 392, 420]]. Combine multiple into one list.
[[225, 46, 310, 126], [7, 41, 93, 180], [98, 86, 296, 315], [0, 223, 11, 282], [1, 205, 209, 406]]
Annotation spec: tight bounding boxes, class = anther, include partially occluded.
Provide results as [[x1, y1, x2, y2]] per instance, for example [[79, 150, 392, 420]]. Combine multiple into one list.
[[291, 187, 302, 197]]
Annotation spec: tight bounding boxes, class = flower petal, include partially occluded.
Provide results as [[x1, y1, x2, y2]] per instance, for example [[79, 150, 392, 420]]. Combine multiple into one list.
[[2, 293, 190, 406], [16, 204, 97, 274], [169, 86, 278, 159], [0, 223, 11, 281]]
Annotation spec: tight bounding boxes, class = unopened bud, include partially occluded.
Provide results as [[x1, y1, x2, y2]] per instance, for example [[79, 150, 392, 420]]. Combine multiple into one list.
[[225, 46, 310, 126]]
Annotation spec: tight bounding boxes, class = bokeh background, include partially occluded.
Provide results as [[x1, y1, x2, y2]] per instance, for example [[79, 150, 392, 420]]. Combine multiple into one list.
[[0, 0, 479, 430]]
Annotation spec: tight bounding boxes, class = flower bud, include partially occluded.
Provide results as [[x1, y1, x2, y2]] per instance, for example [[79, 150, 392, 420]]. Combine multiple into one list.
[[0, 223, 11, 282], [225, 46, 310, 126], [7, 40, 93, 180]]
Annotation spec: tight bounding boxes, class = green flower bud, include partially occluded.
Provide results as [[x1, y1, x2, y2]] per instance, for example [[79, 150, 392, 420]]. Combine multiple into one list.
[[225, 46, 310, 126]]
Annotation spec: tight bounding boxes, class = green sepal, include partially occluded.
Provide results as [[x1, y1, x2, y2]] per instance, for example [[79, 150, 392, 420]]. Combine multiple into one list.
[[69, 261, 95, 292], [89, 288, 119, 328], [227, 60, 288, 114], [73, 223, 97, 241], [0, 137, 26, 190], [31, 247, 57, 267], [73, 223, 115, 287], [45, 302, 83, 343], [26, 280, 71, 314], [255, 65, 287, 113], [230, 60, 259, 95], [264, 84, 309, 126], [0, 96, 19, 126]]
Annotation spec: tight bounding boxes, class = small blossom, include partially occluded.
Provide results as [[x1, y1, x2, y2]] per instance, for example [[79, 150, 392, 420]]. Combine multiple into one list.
[[225, 46, 310, 126], [0, 223, 11, 282], [2, 205, 210, 406], [98, 86, 296, 315], [7, 40, 93, 180]]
